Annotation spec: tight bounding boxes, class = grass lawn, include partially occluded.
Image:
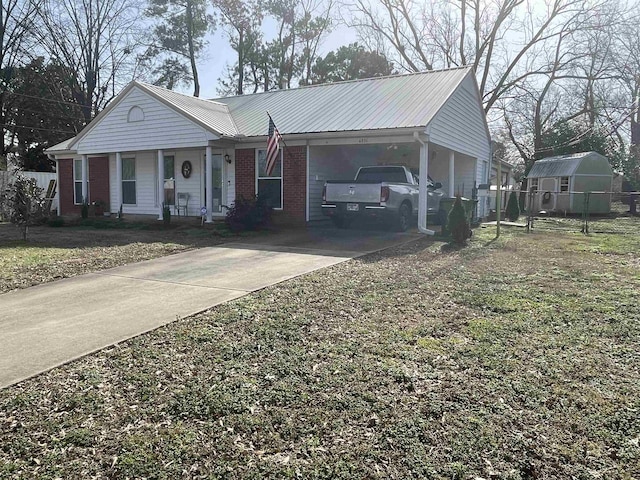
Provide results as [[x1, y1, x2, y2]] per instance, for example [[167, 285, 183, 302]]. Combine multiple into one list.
[[0, 220, 232, 293], [1, 220, 639, 478]]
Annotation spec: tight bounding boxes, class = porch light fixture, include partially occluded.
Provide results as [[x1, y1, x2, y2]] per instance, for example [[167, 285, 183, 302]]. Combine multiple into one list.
[[225, 154, 231, 164]]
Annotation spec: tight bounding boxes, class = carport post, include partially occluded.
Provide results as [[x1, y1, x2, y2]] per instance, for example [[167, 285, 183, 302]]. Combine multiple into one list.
[[157, 150, 164, 220], [414, 132, 435, 235], [205, 146, 213, 223], [449, 150, 455, 197]]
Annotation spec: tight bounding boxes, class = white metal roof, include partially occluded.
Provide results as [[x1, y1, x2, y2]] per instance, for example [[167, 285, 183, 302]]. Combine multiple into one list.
[[46, 67, 473, 154], [137, 83, 239, 137], [215, 67, 472, 137]]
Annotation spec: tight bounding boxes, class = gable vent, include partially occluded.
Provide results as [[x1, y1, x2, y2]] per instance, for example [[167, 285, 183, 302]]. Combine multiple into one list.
[[127, 106, 144, 122]]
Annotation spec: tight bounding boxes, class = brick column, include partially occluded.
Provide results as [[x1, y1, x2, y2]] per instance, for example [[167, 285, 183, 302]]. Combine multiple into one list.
[[283, 146, 307, 224]]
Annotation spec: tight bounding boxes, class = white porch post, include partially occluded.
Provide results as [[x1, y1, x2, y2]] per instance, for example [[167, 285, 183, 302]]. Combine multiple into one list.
[[205, 146, 213, 223], [448, 150, 455, 197], [81, 154, 88, 203], [416, 133, 434, 235], [115, 152, 122, 212], [157, 149, 164, 220]]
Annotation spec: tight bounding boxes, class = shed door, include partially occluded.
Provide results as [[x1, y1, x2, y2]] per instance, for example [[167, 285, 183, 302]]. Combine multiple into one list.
[[538, 178, 557, 211]]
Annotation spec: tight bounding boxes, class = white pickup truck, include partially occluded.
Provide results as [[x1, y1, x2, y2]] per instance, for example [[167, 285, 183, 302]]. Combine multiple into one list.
[[321, 165, 445, 231]]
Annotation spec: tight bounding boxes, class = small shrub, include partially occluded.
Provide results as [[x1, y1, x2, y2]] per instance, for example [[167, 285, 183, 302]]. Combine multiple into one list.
[[48, 216, 65, 227], [225, 195, 273, 232], [506, 191, 520, 222], [448, 195, 471, 244], [1, 172, 47, 241]]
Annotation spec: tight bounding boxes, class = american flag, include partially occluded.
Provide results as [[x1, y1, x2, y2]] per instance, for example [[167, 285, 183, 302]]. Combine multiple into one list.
[[266, 115, 282, 176]]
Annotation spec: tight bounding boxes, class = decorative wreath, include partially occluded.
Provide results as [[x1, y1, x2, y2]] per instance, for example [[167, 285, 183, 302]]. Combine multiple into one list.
[[181, 161, 192, 178], [542, 191, 552, 203]]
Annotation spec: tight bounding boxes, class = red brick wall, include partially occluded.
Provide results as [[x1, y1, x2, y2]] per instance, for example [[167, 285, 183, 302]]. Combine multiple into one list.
[[89, 156, 110, 208], [235, 148, 256, 199], [234, 146, 307, 224], [282, 146, 307, 223], [58, 156, 110, 216], [58, 158, 77, 215]]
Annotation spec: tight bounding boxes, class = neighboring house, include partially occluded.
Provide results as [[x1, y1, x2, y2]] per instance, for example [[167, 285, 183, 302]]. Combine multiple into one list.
[[526, 151, 613, 214], [46, 66, 492, 230]]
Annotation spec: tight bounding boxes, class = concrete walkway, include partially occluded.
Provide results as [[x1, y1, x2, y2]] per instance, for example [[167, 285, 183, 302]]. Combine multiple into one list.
[[0, 229, 418, 388]]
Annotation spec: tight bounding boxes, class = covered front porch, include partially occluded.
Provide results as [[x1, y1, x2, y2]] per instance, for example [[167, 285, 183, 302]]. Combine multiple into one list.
[[72, 144, 236, 222]]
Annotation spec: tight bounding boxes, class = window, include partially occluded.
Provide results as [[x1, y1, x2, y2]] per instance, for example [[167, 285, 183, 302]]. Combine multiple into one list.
[[73, 159, 88, 204], [122, 158, 136, 205], [164, 155, 175, 206], [127, 106, 144, 122], [256, 149, 282, 209], [560, 176, 569, 192], [529, 178, 538, 191]]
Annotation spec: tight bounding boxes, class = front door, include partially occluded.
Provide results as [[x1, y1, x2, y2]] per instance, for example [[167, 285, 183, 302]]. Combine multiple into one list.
[[203, 153, 224, 215]]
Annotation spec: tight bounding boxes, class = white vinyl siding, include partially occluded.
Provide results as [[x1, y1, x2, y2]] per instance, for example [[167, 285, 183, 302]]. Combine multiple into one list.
[[109, 152, 158, 215], [173, 150, 202, 217], [429, 74, 491, 162], [76, 87, 217, 154]]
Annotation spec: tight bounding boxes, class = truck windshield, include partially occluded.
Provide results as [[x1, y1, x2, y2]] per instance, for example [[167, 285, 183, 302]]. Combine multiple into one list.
[[356, 167, 407, 183]]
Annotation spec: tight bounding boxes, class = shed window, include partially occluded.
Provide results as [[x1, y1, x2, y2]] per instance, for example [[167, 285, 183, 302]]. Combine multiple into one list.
[[529, 178, 538, 191], [560, 176, 569, 192], [122, 158, 136, 205], [256, 149, 282, 209], [73, 159, 88, 204]]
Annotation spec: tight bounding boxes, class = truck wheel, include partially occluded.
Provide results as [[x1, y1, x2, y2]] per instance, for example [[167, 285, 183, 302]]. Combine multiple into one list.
[[332, 216, 349, 229], [396, 203, 411, 232]]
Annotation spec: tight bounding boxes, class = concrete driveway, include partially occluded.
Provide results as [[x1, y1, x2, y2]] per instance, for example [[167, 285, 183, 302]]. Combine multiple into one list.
[[0, 227, 419, 389]]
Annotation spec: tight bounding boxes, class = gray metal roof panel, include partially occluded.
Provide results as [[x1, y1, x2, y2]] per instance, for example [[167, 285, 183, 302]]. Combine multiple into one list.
[[137, 83, 239, 137], [214, 67, 472, 137], [527, 152, 596, 177]]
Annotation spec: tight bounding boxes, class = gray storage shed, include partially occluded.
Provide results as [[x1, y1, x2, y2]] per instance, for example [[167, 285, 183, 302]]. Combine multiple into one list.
[[527, 151, 613, 214]]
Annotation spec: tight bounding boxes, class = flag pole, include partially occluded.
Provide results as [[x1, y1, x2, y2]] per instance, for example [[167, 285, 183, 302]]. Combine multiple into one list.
[[267, 111, 290, 154]]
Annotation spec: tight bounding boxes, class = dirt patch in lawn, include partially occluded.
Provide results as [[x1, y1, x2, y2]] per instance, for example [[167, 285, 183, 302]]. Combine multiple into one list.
[[0, 221, 234, 293], [1, 225, 639, 479]]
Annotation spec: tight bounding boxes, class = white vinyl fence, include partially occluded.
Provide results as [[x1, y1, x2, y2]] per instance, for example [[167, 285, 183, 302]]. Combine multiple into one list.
[[0, 170, 58, 212]]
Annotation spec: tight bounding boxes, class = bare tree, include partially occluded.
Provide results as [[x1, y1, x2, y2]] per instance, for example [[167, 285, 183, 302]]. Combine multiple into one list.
[[1, 0, 42, 164], [34, 0, 144, 122]]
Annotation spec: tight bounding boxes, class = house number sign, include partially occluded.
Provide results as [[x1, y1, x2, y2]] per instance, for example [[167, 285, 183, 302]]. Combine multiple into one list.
[[181, 161, 192, 178]]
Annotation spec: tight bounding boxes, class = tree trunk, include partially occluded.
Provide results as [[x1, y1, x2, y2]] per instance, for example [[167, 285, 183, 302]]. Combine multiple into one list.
[[186, 0, 200, 97]]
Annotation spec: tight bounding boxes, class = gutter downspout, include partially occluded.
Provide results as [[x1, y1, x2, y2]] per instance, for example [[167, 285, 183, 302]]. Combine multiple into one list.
[[414, 131, 435, 235]]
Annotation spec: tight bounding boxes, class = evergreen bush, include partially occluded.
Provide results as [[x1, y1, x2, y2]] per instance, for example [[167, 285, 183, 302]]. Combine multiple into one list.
[[162, 203, 171, 226], [506, 191, 520, 222], [448, 195, 471, 244], [81, 201, 89, 219], [225, 195, 273, 232]]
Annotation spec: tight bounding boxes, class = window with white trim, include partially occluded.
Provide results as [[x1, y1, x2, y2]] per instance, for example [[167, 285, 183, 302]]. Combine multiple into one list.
[[560, 176, 569, 192], [73, 159, 88, 204], [256, 149, 282, 209], [164, 155, 175, 206], [529, 178, 538, 191], [122, 158, 136, 205]]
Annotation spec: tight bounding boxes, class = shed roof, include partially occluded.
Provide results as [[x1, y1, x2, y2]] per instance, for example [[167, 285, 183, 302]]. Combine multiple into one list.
[[214, 67, 472, 136], [528, 152, 603, 178]]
